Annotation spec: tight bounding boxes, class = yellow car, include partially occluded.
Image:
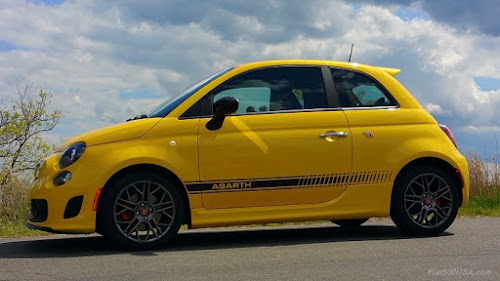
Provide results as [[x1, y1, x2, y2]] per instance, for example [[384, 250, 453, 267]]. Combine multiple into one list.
[[27, 60, 469, 249]]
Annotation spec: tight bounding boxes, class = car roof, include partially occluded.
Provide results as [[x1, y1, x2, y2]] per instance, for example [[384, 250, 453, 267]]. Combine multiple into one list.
[[237, 59, 401, 77]]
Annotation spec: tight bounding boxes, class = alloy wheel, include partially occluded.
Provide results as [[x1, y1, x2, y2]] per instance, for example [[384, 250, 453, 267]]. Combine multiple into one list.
[[112, 180, 176, 243], [404, 173, 453, 229]]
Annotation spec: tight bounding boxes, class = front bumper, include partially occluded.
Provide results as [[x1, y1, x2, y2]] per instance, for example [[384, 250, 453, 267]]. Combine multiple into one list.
[[27, 154, 109, 234], [25, 222, 76, 234]]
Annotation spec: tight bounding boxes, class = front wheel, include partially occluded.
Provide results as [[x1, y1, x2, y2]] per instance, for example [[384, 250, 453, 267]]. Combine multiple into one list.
[[390, 165, 460, 236], [100, 172, 185, 250]]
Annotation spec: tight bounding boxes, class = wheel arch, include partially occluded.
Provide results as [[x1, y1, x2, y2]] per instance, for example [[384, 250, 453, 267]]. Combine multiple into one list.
[[393, 157, 463, 206], [95, 164, 191, 234]]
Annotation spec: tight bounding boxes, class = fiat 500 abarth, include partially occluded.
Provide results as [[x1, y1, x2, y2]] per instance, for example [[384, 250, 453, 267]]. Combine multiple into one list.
[[27, 60, 469, 249]]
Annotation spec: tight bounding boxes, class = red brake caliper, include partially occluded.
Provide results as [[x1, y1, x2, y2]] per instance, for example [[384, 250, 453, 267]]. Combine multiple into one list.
[[120, 211, 133, 221], [436, 199, 442, 206]]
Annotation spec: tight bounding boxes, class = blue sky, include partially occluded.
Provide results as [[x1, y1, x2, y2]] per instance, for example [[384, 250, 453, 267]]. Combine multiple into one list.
[[0, 0, 499, 157], [0, 40, 20, 51], [27, 0, 64, 5], [474, 77, 500, 92], [395, 7, 429, 21]]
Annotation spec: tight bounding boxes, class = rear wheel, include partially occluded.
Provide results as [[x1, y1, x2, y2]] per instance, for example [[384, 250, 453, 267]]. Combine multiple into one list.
[[100, 171, 184, 250], [390, 165, 459, 236], [331, 218, 369, 227]]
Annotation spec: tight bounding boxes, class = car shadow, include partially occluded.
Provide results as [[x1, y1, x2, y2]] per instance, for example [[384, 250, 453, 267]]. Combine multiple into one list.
[[0, 224, 453, 258]]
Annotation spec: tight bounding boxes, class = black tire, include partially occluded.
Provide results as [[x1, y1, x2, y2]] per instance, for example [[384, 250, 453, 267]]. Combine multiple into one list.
[[100, 171, 185, 250], [390, 165, 459, 236], [331, 218, 369, 227]]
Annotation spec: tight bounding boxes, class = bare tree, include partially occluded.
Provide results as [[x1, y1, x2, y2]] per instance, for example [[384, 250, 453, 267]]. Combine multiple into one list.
[[0, 80, 62, 185]]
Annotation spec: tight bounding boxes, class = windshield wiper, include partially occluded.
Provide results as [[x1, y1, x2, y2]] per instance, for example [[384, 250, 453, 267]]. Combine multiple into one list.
[[126, 114, 148, 122]]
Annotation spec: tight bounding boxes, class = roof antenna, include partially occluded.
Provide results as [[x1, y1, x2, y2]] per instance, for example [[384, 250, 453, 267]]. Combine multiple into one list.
[[348, 44, 354, 62]]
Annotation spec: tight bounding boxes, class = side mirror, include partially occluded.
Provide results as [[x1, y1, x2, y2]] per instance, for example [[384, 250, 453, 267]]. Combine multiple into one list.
[[206, 96, 239, 131]]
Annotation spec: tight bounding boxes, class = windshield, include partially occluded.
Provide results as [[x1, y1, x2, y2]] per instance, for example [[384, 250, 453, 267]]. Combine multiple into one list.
[[148, 67, 233, 118]]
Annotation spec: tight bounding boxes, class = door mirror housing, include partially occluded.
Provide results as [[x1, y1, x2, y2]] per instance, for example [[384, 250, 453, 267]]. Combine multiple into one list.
[[206, 96, 239, 131]]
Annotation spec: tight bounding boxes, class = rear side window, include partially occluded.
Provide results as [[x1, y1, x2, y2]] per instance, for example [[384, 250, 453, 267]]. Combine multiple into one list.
[[331, 69, 397, 108], [211, 67, 328, 114]]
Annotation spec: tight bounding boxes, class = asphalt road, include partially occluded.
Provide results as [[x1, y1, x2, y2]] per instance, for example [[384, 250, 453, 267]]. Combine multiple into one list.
[[0, 218, 499, 281]]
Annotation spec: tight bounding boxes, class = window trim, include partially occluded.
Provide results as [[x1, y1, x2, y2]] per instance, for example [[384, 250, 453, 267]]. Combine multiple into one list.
[[329, 67, 400, 109], [179, 65, 336, 119], [179, 107, 343, 120], [321, 66, 340, 108], [341, 106, 399, 111]]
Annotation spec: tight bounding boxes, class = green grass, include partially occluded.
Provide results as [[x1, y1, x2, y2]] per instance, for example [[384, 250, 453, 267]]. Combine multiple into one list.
[[0, 220, 50, 238], [458, 195, 500, 217]]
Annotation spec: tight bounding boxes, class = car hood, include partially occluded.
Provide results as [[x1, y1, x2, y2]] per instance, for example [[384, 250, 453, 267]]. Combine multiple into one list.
[[57, 118, 162, 151]]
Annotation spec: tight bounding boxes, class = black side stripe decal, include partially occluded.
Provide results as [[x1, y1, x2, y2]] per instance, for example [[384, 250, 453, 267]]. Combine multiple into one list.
[[186, 171, 392, 193], [187, 178, 299, 193]]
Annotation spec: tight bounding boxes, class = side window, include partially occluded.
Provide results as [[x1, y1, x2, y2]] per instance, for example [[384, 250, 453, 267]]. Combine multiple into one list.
[[211, 67, 327, 114], [215, 88, 271, 113], [331, 69, 396, 108]]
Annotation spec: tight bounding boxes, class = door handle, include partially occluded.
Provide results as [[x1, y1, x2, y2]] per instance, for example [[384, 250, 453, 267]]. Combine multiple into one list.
[[320, 131, 348, 138]]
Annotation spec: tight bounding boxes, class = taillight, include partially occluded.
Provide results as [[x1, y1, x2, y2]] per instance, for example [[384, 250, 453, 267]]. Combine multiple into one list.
[[439, 124, 457, 148], [455, 168, 464, 189]]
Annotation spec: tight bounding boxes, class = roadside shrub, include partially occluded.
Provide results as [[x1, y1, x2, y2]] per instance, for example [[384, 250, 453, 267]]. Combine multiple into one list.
[[1, 81, 60, 231], [0, 172, 30, 224], [467, 152, 500, 204]]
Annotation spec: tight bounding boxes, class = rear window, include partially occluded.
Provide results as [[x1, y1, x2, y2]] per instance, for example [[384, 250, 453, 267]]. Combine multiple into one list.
[[331, 69, 397, 108]]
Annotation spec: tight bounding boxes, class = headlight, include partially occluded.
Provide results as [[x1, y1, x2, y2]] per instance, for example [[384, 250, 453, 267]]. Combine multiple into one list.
[[59, 142, 86, 169]]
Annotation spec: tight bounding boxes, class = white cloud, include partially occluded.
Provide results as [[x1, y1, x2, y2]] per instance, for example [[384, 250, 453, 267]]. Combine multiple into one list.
[[425, 103, 443, 114], [462, 125, 500, 133], [72, 95, 81, 103], [350, 0, 500, 36]]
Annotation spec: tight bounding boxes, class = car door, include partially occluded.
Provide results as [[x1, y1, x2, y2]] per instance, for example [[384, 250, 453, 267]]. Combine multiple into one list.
[[330, 68, 400, 185], [188, 66, 353, 209]]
